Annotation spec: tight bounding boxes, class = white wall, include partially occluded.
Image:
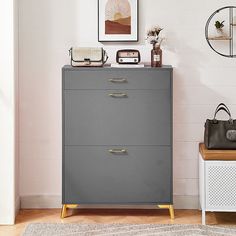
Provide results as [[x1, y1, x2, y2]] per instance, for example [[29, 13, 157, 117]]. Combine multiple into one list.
[[0, 0, 18, 225], [19, 0, 236, 209], [14, 0, 20, 217]]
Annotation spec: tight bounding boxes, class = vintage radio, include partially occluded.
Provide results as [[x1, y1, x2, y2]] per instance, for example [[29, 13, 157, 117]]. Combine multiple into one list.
[[116, 49, 141, 64]]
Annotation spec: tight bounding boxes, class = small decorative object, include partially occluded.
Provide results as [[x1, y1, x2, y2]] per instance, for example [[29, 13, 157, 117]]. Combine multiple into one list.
[[116, 49, 141, 64], [151, 44, 162, 67], [215, 20, 226, 36], [69, 47, 108, 67], [146, 26, 163, 67], [98, 0, 138, 42]]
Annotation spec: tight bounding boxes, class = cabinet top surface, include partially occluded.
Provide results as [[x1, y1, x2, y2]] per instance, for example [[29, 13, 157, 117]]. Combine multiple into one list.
[[63, 65, 173, 71]]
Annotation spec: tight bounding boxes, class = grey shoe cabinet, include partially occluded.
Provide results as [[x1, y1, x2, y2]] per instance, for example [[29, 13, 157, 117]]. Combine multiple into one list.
[[61, 65, 174, 219]]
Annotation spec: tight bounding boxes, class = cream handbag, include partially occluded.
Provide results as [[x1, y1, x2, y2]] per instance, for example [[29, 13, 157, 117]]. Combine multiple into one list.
[[69, 47, 108, 67]]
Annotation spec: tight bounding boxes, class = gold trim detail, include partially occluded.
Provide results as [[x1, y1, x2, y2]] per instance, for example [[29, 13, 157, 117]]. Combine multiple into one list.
[[61, 204, 174, 219], [158, 204, 175, 220], [61, 204, 79, 219]]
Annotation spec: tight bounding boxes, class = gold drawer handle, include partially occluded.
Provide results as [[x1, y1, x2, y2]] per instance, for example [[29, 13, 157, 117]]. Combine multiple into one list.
[[109, 93, 128, 98], [109, 149, 127, 154], [108, 78, 127, 83]]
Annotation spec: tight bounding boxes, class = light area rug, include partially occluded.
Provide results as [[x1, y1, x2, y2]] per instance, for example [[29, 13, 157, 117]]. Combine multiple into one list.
[[22, 223, 236, 236]]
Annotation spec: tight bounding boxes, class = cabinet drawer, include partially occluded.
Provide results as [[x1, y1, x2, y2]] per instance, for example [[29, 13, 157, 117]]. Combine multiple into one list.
[[63, 69, 171, 90], [64, 90, 171, 146], [63, 146, 172, 204]]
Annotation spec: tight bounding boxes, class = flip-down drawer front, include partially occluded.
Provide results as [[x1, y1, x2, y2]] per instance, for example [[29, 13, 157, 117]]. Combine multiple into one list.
[[64, 89, 171, 146], [63, 69, 171, 90], [63, 146, 172, 204]]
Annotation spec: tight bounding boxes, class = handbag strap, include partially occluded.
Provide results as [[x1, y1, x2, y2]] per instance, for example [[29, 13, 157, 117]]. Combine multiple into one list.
[[213, 103, 232, 122], [214, 103, 231, 114], [103, 50, 109, 65], [214, 103, 231, 117]]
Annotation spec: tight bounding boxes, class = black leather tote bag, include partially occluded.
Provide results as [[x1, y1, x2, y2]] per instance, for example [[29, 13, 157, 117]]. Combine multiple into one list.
[[204, 103, 236, 149]]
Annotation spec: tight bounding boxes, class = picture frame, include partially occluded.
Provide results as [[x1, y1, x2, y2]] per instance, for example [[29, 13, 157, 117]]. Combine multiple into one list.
[[98, 0, 139, 42]]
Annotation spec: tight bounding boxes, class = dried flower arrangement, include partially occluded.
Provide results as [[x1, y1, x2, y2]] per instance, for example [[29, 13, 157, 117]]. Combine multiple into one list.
[[146, 26, 163, 46]]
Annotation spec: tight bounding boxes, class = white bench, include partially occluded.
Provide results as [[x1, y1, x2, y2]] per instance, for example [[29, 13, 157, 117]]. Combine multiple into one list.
[[199, 143, 236, 225]]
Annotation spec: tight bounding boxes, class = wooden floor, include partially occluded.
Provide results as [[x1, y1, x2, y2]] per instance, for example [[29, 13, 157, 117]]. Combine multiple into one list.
[[0, 209, 236, 236]]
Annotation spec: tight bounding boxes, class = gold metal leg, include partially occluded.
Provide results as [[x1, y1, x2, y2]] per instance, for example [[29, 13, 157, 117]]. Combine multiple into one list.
[[61, 205, 67, 219], [61, 204, 79, 219], [158, 205, 175, 220], [169, 205, 175, 220]]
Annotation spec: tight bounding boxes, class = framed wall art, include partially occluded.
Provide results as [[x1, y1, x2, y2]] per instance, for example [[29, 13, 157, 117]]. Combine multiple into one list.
[[98, 0, 139, 42]]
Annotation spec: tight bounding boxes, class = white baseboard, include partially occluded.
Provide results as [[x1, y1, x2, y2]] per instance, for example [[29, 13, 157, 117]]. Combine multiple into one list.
[[174, 195, 199, 209], [15, 196, 20, 218], [21, 195, 61, 209], [21, 195, 199, 210]]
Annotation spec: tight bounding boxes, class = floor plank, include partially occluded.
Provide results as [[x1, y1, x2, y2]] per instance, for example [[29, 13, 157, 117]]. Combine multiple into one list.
[[0, 209, 235, 236]]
